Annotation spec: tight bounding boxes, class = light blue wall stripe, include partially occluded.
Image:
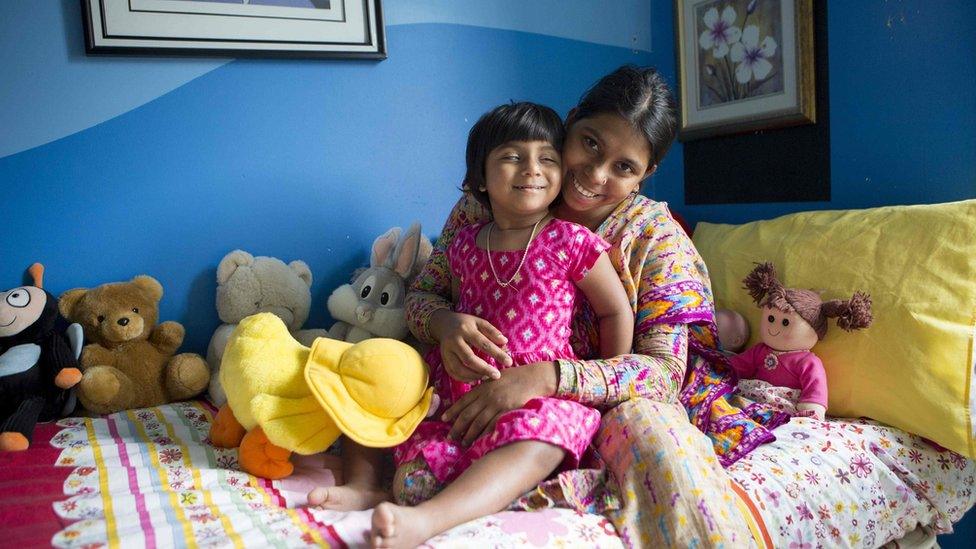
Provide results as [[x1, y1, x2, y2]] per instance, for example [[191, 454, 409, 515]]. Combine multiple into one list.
[[386, 1, 651, 52], [0, 2, 652, 159]]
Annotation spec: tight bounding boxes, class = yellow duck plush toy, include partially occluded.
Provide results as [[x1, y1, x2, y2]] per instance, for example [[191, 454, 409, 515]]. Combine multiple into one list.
[[209, 312, 434, 479]]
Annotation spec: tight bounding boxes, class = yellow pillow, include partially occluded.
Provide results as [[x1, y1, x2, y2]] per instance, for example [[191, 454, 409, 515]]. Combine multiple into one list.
[[693, 200, 976, 457]]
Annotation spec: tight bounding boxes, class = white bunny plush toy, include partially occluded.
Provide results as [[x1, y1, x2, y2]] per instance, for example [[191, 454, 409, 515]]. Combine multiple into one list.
[[206, 250, 315, 406], [325, 223, 431, 343]]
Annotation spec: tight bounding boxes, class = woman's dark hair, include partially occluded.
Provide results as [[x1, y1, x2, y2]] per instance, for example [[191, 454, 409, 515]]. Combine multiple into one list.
[[573, 65, 677, 169], [463, 101, 565, 209]]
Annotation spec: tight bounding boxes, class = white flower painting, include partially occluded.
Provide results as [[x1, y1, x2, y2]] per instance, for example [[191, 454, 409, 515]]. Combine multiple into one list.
[[695, 0, 785, 107]]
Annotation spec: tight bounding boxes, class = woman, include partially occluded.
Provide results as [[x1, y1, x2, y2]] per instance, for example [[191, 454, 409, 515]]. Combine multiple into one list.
[[402, 65, 767, 547]]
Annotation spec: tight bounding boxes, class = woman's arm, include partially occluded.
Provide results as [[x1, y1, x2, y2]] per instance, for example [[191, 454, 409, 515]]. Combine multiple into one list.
[[575, 253, 633, 359], [443, 325, 686, 443], [556, 203, 711, 409], [405, 193, 511, 381], [556, 322, 688, 408]]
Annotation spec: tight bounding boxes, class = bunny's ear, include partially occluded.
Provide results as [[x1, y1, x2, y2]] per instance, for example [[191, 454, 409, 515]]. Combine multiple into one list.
[[392, 222, 423, 278], [217, 250, 254, 284], [371, 227, 401, 267]]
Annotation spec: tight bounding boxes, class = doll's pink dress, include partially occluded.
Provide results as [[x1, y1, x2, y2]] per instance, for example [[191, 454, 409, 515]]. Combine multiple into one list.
[[394, 219, 608, 483], [729, 343, 828, 416]]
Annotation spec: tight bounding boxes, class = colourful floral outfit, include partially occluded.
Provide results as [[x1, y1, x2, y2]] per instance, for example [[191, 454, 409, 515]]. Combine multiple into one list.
[[395, 219, 606, 483], [404, 192, 779, 547]]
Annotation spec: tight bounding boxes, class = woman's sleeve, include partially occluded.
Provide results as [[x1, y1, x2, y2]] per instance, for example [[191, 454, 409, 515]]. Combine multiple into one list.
[[556, 321, 688, 409], [405, 193, 491, 344], [555, 205, 713, 409]]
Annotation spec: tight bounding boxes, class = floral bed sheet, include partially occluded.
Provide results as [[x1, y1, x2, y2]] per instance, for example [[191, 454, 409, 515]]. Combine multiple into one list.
[[727, 416, 975, 548]]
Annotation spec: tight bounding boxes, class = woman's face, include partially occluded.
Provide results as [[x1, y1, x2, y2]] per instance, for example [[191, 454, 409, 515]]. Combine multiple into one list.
[[558, 113, 653, 227]]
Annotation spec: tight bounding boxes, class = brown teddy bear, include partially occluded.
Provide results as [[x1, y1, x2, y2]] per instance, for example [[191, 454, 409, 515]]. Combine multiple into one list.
[[58, 275, 209, 414]]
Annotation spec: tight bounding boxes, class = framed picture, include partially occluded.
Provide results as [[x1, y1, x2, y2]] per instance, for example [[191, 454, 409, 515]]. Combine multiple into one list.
[[675, 0, 814, 140], [82, 0, 385, 59]]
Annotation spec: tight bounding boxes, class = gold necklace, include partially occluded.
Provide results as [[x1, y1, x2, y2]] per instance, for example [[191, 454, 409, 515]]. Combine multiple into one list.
[[486, 217, 545, 288]]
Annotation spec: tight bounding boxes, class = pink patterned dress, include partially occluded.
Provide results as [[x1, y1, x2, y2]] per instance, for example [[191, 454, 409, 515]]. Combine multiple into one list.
[[394, 219, 608, 483]]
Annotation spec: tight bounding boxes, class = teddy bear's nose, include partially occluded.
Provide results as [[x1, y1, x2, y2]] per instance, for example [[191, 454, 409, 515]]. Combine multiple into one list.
[[117, 317, 129, 326]]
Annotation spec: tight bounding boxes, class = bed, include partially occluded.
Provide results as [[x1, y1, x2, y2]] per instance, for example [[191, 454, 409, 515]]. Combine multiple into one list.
[[3, 200, 974, 547], [0, 399, 972, 548]]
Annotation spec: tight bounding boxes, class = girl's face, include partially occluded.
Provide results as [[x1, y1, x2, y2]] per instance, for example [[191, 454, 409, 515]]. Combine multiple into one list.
[[558, 113, 653, 227], [759, 305, 819, 352], [484, 140, 562, 222]]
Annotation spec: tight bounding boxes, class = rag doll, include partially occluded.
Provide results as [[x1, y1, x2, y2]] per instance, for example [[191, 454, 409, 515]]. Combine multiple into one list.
[[729, 262, 873, 420]]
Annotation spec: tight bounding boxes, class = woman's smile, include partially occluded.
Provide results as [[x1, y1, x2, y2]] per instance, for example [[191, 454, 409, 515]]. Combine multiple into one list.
[[568, 172, 601, 200]]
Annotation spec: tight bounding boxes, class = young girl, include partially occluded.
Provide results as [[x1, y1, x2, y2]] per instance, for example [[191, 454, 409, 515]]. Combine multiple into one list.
[[360, 102, 634, 547]]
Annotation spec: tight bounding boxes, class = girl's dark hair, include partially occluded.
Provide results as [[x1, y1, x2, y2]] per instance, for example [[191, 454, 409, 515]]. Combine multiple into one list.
[[573, 65, 677, 169], [463, 102, 565, 209]]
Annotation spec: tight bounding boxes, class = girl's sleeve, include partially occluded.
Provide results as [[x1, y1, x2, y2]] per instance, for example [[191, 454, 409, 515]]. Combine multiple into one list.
[[565, 224, 611, 282], [405, 193, 491, 344]]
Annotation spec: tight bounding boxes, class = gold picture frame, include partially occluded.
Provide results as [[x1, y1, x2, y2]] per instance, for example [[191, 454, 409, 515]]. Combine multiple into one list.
[[675, 0, 815, 140]]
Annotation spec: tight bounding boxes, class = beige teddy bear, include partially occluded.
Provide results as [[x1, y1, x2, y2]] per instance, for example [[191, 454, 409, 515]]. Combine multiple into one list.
[[59, 276, 209, 415], [206, 250, 317, 406]]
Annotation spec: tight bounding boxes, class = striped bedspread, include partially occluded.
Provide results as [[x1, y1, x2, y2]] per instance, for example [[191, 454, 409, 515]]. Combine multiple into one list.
[[2, 400, 971, 547]]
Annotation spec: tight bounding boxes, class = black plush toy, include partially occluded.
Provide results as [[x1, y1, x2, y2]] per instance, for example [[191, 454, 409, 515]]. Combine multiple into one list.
[[0, 264, 82, 451]]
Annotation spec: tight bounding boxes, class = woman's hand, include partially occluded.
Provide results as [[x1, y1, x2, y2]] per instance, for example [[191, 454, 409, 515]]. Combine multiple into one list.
[[442, 361, 558, 446], [430, 309, 512, 383]]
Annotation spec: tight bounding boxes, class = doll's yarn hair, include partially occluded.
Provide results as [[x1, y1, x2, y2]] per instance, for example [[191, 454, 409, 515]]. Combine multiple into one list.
[[743, 262, 874, 340]]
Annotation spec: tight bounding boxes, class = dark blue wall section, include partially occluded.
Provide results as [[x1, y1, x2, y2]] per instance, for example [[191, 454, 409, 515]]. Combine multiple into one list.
[[646, 1, 976, 545], [0, 23, 650, 353], [650, 0, 976, 225]]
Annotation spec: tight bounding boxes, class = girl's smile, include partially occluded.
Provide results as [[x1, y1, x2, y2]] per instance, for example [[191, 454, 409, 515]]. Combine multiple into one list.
[[483, 140, 562, 227]]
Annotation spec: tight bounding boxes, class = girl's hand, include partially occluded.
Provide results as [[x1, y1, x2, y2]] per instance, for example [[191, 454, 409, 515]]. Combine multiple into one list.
[[442, 361, 558, 446], [430, 309, 512, 383]]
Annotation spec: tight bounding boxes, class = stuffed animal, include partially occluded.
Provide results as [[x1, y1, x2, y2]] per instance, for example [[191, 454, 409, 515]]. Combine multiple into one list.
[[1, 264, 83, 451], [729, 262, 873, 420], [59, 276, 209, 415], [209, 313, 434, 479], [323, 223, 432, 343], [715, 308, 750, 355], [206, 250, 315, 406]]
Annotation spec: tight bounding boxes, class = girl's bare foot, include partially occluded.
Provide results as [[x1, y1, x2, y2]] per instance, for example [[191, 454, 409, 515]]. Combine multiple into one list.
[[371, 502, 435, 549], [308, 483, 389, 511]]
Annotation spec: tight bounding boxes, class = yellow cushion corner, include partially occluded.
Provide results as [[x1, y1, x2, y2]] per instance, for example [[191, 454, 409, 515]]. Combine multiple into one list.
[[693, 200, 976, 457]]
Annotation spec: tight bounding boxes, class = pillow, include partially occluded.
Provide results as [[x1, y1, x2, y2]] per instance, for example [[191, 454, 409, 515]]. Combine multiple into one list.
[[693, 200, 976, 458]]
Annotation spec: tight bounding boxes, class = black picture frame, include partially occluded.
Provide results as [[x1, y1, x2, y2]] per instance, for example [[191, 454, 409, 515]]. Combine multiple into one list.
[[81, 0, 386, 60]]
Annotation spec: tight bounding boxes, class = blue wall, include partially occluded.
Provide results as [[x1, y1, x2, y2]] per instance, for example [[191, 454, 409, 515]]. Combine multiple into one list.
[[646, 1, 976, 544], [648, 0, 976, 225], [1, 0, 973, 543], [0, 2, 651, 353]]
